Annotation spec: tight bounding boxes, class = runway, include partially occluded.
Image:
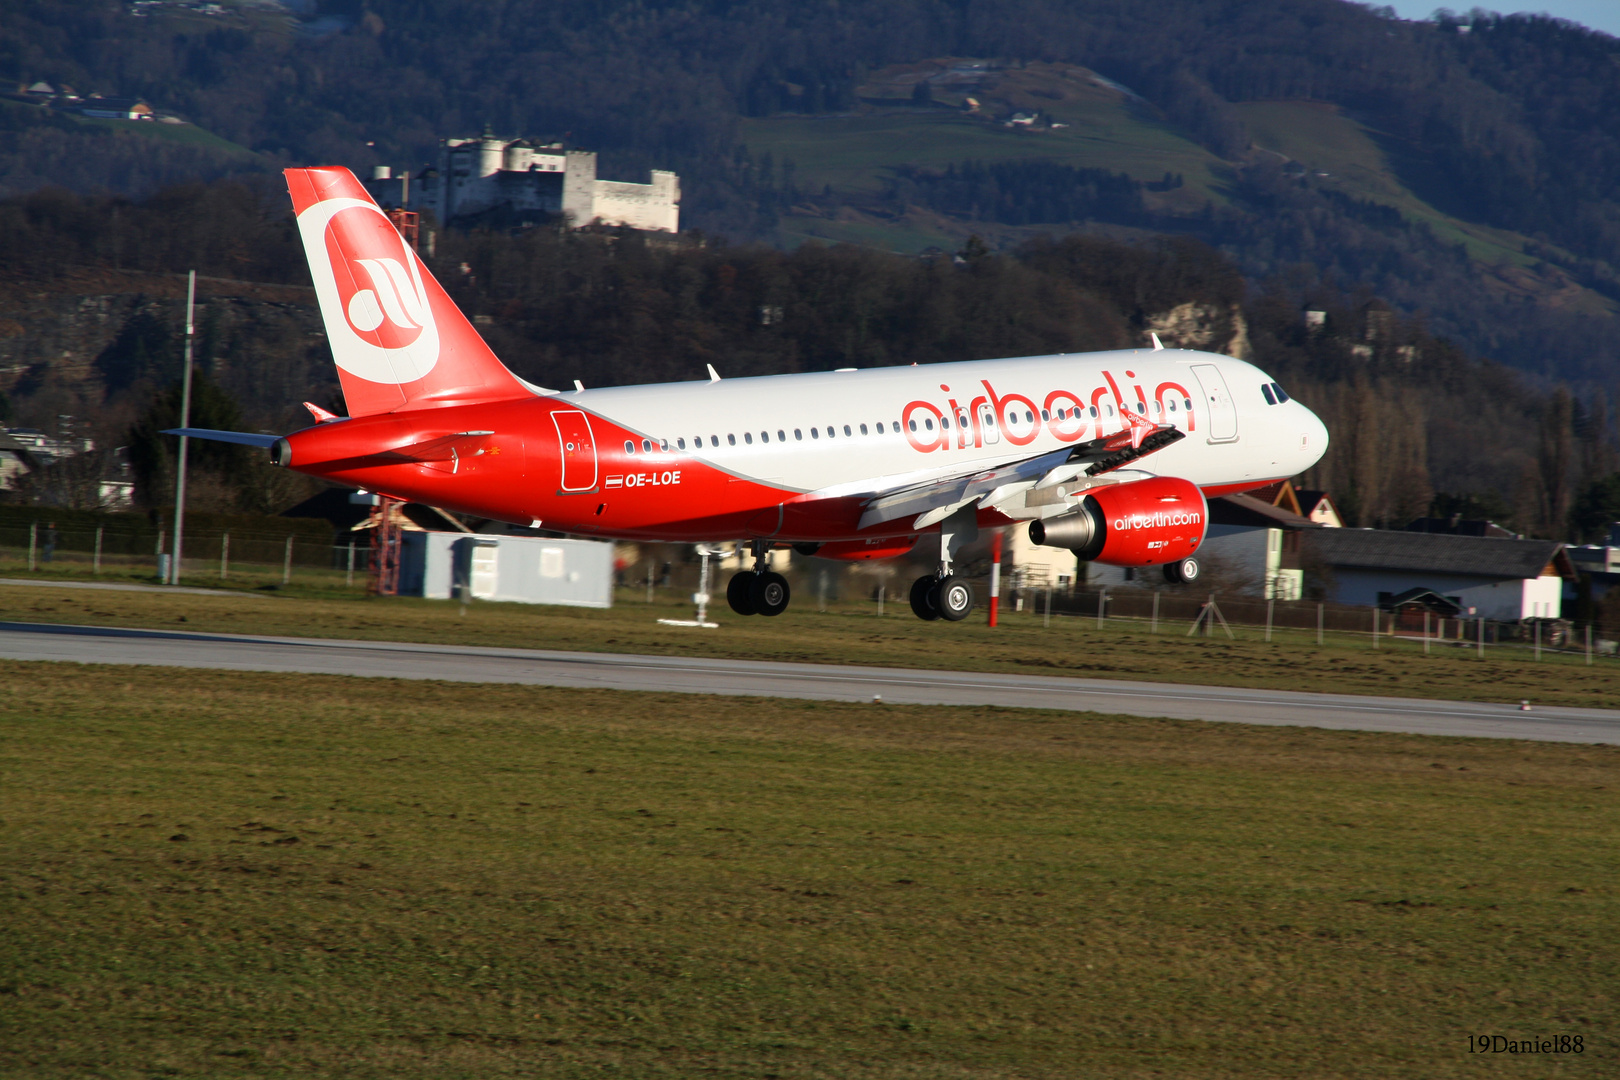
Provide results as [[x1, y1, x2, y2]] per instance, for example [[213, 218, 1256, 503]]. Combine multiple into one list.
[[4, 620, 1617, 744]]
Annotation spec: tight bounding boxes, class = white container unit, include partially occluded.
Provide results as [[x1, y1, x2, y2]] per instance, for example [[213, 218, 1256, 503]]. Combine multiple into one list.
[[400, 532, 613, 608]]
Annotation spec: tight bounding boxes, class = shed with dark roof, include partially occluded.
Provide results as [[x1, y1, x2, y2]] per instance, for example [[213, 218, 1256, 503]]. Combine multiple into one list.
[[1301, 529, 1573, 621]]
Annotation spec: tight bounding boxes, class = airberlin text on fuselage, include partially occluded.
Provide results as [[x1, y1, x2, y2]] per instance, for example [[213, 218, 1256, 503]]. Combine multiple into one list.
[[900, 371, 1196, 453]]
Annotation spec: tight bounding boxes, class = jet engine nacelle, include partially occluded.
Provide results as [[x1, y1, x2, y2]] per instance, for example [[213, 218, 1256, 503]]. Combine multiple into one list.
[[1027, 476, 1207, 566]]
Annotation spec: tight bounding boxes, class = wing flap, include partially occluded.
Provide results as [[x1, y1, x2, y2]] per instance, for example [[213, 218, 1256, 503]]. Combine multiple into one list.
[[856, 425, 1186, 530]]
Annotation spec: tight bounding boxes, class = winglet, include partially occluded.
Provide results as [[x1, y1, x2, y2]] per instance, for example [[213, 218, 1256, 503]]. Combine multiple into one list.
[[1150, 332, 1165, 351], [1118, 404, 1158, 450], [707, 364, 721, 383], [574, 379, 586, 392], [303, 401, 343, 424]]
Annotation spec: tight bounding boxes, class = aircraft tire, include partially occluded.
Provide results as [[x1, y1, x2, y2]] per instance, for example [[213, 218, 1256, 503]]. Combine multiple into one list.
[[751, 571, 791, 617], [1163, 557, 1201, 585], [935, 575, 974, 621], [727, 572, 758, 615], [909, 575, 940, 620]]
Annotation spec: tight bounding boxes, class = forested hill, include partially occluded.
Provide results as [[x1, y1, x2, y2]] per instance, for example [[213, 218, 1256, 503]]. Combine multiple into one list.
[[4, 181, 1618, 542], [5, 0, 1620, 383]]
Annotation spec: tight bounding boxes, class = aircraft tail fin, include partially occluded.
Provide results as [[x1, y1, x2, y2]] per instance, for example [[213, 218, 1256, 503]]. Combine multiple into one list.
[[285, 167, 533, 417]]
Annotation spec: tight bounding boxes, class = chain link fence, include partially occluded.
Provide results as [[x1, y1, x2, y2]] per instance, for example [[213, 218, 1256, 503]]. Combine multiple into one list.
[[0, 519, 367, 590]]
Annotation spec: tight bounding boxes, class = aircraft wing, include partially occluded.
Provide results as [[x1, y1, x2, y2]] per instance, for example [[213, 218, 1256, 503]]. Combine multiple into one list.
[[856, 417, 1184, 531]]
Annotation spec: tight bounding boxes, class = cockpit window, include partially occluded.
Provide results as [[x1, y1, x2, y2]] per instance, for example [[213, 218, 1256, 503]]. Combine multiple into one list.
[[1262, 384, 1277, 406]]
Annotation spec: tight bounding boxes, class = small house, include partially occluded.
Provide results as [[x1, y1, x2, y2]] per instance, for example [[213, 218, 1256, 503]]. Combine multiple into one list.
[[79, 98, 153, 120]]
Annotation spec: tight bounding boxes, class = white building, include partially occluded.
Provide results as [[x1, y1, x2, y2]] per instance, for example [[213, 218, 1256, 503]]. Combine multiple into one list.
[[365, 136, 680, 233]]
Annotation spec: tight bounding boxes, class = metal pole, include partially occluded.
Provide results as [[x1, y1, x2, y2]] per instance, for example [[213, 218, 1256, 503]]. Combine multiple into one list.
[[646, 562, 654, 603], [1152, 589, 1161, 634], [1478, 616, 1485, 659], [987, 529, 1001, 627], [170, 270, 195, 585], [818, 573, 827, 613], [1424, 610, 1430, 655], [1534, 619, 1541, 661], [219, 532, 229, 579], [93, 526, 102, 574], [347, 540, 356, 588], [1043, 586, 1051, 629], [696, 547, 711, 623], [877, 584, 884, 617], [1317, 602, 1324, 646], [1265, 598, 1273, 643], [1096, 587, 1105, 630], [282, 536, 293, 585], [28, 521, 36, 571], [1372, 606, 1379, 649]]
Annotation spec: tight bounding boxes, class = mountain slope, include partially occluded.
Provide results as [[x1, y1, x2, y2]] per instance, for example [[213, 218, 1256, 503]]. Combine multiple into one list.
[[4, 1, 1620, 379]]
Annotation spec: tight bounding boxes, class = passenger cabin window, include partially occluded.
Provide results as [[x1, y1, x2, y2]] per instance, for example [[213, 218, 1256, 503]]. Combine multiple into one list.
[[778, 429, 786, 442], [795, 429, 803, 440], [876, 422, 885, 433], [811, 428, 820, 439], [642, 439, 653, 453], [744, 432, 753, 444], [677, 437, 686, 450], [859, 423, 868, 435], [727, 434, 736, 446], [624, 440, 635, 454]]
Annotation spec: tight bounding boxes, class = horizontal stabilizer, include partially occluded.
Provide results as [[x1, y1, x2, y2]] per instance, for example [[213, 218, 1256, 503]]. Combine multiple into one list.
[[163, 428, 282, 449]]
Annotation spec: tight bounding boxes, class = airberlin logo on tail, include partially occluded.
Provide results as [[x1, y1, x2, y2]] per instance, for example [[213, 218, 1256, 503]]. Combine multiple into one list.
[[297, 197, 440, 385], [345, 257, 429, 339]]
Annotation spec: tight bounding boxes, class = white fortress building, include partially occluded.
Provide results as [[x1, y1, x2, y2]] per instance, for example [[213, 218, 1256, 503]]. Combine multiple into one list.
[[364, 135, 680, 233]]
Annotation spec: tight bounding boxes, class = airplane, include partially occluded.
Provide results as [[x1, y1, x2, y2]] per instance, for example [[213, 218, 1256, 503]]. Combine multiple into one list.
[[170, 166, 1329, 621]]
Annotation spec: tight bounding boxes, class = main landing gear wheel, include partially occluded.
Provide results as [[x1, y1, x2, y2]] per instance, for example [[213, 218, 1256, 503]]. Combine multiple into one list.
[[727, 572, 758, 616], [909, 575, 940, 621], [1164, 557, 1201, 585], [750, 571, 791, 617], [934, 575, 974, 622]]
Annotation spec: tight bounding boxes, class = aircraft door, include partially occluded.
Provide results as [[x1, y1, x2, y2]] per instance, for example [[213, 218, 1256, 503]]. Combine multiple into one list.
[[550, 409, 598, 491], [1190, 364, 1239, 442]]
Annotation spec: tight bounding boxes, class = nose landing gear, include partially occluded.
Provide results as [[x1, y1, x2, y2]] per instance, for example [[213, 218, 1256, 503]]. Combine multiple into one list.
[[727, 539, 791, 617]]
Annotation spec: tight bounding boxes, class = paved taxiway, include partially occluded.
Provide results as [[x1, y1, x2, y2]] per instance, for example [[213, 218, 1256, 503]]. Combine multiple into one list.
[[3, 620, 1617, 744]]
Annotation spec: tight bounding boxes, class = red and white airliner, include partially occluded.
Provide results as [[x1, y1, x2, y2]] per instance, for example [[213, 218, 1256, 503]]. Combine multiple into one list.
[[173, 167, 1329, 621]]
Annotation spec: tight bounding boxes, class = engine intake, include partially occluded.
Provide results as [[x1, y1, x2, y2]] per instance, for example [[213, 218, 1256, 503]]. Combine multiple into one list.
[[1028, 476, 1207, 567]]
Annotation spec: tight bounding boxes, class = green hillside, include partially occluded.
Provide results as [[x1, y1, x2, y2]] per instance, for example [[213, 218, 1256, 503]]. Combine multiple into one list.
[[744, 59, 1615, 318]]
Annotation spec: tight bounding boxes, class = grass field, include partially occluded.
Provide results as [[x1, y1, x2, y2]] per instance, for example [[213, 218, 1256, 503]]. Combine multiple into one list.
[[0, 662, 1613, 1077], [1, 579, 1617, 710]]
